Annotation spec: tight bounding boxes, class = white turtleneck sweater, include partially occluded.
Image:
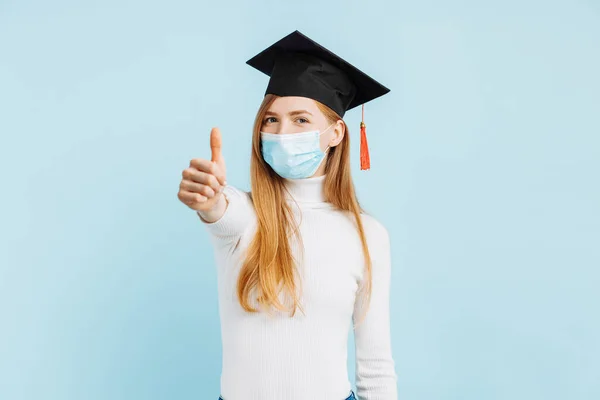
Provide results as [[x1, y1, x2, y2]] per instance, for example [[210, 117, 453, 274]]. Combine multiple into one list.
[[199, 175, 397, 400]]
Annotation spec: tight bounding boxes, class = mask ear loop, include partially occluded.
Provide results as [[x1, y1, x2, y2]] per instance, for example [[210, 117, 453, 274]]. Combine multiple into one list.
[[319, 122, 336, 155], [319, 123, 335, 137], [309, 124, 336, 176], [321, 125, 335, 165]]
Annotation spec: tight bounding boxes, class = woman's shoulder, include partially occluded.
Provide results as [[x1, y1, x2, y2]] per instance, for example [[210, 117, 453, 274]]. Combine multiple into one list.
[[359, 212, 390, 241]]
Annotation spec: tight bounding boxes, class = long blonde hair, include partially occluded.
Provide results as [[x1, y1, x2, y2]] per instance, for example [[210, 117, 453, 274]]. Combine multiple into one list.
[[236, 94, 373, 327]]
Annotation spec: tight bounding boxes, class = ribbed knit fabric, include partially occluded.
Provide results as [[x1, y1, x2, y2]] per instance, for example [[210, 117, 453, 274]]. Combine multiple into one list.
[[199, 174, 397, 400]]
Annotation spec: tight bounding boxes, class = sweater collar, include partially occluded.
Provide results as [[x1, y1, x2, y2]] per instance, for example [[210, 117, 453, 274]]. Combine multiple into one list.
[[283, 174, 327, 204]]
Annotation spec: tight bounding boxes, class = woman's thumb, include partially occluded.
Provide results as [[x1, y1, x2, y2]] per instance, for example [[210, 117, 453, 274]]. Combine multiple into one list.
[[210, 127, 227, 185], [210, 127, 223, 163]]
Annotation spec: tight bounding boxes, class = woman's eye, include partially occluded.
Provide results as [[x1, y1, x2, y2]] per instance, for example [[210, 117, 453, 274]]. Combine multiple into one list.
[[297, 117, 309, 123], [264, 117, 277, 123]]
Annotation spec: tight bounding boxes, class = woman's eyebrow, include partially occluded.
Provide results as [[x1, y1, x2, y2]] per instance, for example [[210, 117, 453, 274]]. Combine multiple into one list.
[[289, 110, 313, 116], [264, 110, 313, 117]]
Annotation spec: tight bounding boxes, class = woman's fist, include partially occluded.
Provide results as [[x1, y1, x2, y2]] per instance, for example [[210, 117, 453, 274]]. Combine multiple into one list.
[[178, 127, 227, 213]]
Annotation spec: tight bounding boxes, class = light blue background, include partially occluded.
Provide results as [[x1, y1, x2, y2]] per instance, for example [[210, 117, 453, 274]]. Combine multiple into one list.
[[1, 1, 598, 399]]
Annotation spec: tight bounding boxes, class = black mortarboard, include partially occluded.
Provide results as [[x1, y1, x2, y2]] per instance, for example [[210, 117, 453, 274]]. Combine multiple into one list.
[[246, 30, 390, 170]]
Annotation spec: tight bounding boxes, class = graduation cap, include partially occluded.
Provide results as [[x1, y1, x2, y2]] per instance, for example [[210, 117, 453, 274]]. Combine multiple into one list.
[[246, 30, 390, 170]]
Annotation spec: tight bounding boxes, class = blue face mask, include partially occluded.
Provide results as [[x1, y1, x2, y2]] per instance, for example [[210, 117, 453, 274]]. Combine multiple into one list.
[[260, 124, 334, 179]]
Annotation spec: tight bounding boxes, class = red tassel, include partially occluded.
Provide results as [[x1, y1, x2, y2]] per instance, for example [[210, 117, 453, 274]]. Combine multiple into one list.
[[360, 105, 370, 170]]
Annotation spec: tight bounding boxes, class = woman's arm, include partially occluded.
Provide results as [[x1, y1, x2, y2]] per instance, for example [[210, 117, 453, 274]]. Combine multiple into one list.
[[353, 222, 398, 400], [197, 184, 255, 247], [178, 127, 254, 246], [197, 190, 228, 223]]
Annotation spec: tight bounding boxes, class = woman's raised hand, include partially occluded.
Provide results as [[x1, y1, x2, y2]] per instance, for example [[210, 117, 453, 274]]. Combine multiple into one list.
[[178, 127, 227, 213]]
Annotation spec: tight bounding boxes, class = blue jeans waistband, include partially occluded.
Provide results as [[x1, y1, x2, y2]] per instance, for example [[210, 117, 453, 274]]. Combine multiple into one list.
[[218, 389, 356, 400]]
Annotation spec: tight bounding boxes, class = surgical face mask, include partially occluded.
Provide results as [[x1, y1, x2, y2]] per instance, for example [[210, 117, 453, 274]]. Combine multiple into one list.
[[260, 123, 334, 180]]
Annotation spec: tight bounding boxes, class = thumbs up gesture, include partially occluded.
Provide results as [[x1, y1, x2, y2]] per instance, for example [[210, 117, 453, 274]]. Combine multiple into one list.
[[178, 127, 228, 213]]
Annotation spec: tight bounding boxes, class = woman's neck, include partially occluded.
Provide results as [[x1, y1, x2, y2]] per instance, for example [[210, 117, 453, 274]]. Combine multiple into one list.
[[282, 174, 326, 204]]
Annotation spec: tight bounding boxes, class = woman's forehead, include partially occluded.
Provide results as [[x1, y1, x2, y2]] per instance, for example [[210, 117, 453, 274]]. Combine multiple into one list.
[[267, 96, 319, 114]]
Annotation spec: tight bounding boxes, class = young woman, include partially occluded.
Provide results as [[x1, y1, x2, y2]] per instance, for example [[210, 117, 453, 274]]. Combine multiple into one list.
[[177, 31, 397, 400]]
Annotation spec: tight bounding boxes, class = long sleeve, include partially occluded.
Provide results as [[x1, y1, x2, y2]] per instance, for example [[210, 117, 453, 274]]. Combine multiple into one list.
[[352, 222, 398, 400], [198, 185, 255, 249]]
